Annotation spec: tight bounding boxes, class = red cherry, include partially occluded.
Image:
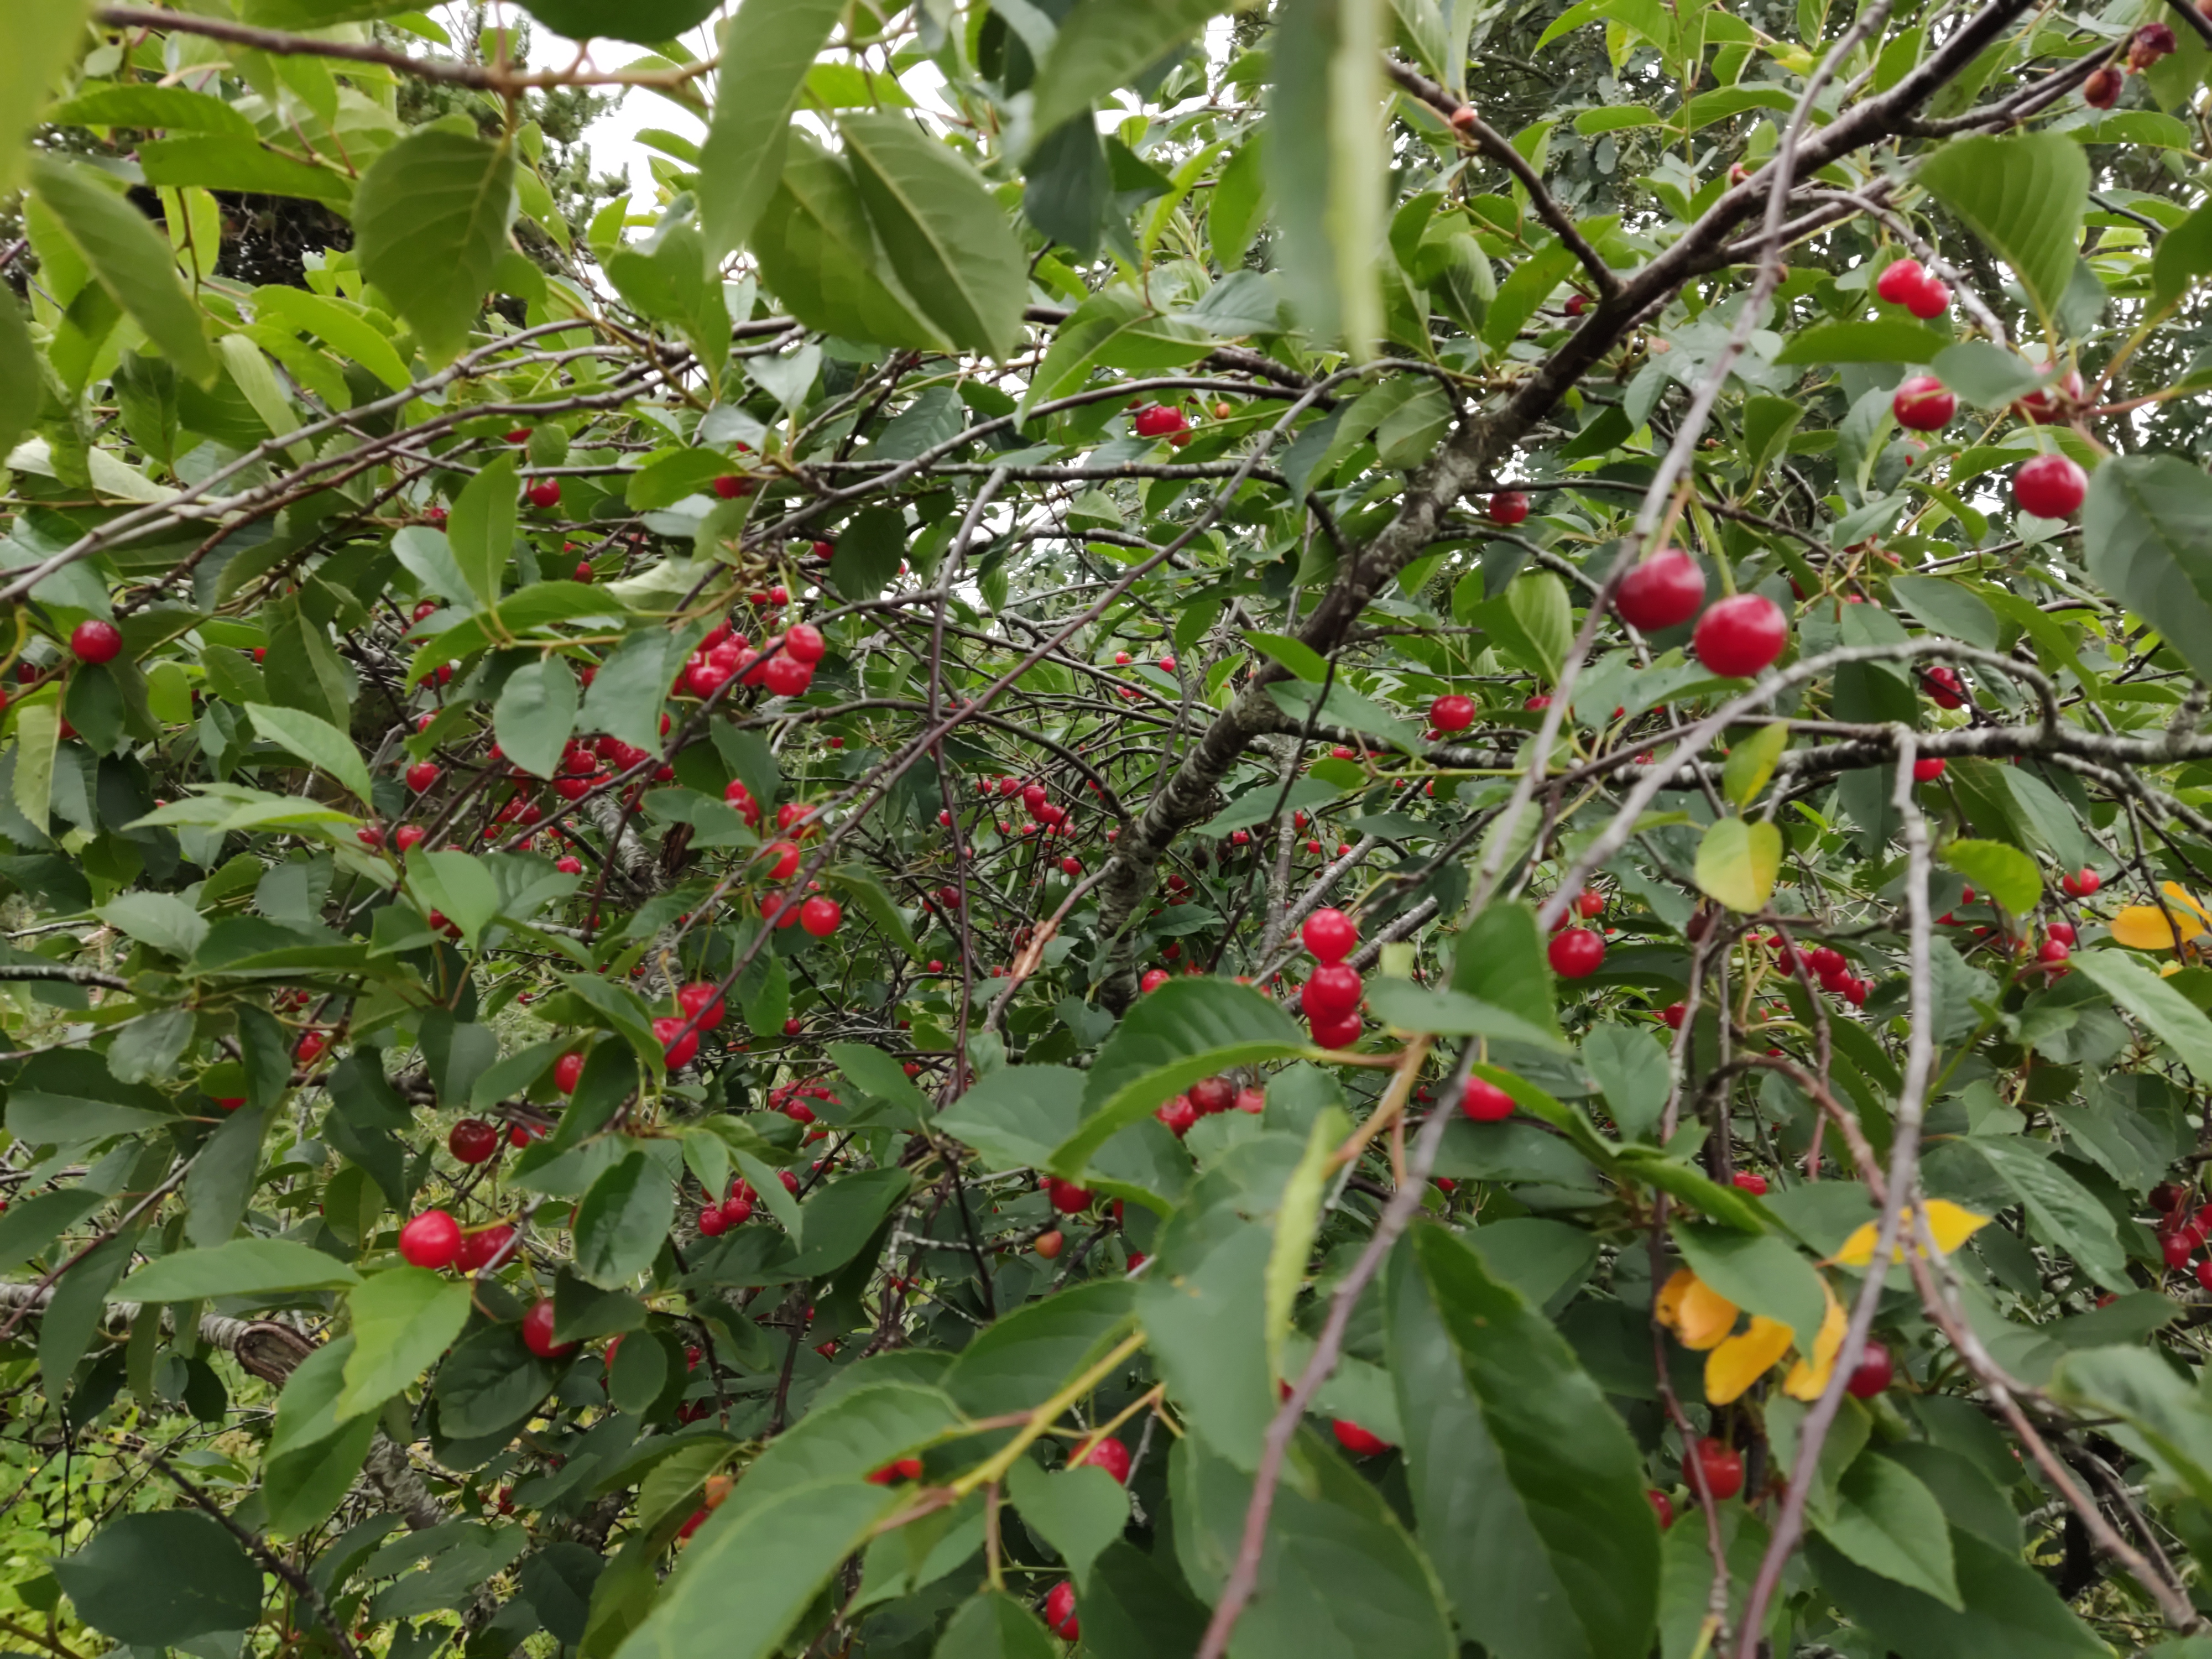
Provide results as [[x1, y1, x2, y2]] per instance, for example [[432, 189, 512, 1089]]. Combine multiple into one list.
[[800, 896, 842, 937], [1189, 1076, 1236, 1115], [785, 623, 826, 664], [653, 1015, 700, 1069], [70, 619, 123, 664], [1140, 968, 1170, 993], [1912, 757, 1946, 782], [1073, 1437, 1131, 1484], [1235, 1087, 1265, 1114], [1564, 293, 1589, 316], [1875, 258, 1926, 306], [296, 1030, 328, 1064], [2047, 921, 2077, 946], [1047, 1178, 1092, 1215], [1430, 693, 1476, 733], [1648, 1489, 1676, 1530], [1661, 1001, 1687, 1029], [1692, 593, 1788, 677], [1156, 1095, 1198, 1136], [1302, 907, 1358, 963], [677, 982, 726, 1030], [2013, 453, 2087, 519], [1331, 1420, 1391, 1457], [1615, 548, 1706, 632], [526, 479, 561, 509], [1904, 273, 1949, 320], [1461, 1077, 1515, 1122], [2163, 1232, 2195, 1269], [521, 1297, 577, 1359], [697, 1205, 728, 1237], [1731, 1170, 1768, 1196], [1300, 963, 1364, 1019], [864, 1456, 925, 1485], [1487, 489, 1530, 525], [1685, 1436, 1744, 1501], [1132, 405, 1188, 439], [2014, 369, 2085, 425], [448, 1118, 499, 1165], [2038, 938, 2072, 967], [1924, 665, 1966, 708], [398, 1209, 462, 1269], [1310, 1011, 1364, 1048], [405, 761, 441, 793], [1548, 928, 1604, 978], [554, 1052, 585, 1094], [712, 474, 752, 499], [457, 1223, 514, 1271], [1844, 1340, 1895, 1398], [2062, 868, 2102, 897], [1044, 1583, 1079, 1640], [1891, 375, 1955, 432]]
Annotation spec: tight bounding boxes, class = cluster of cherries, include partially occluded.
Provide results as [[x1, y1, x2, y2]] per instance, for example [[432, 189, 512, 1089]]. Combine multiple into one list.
[[696, 1168, 797, 1236], [397, 1206, 534, 1286], [681, 619, 826, 700], [1154, 1073, 1266, 1135], [1296, 908, 1366, 1048], [1872, 257, 2091, 519], [652, 980, 727, 1067], [2152, 1183, 2212, 1281]]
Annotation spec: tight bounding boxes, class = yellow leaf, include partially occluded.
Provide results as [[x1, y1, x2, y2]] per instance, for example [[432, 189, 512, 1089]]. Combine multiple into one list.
[[2111, 905, 2203, 951], [2164, 883, 2212, 922], [1782, 1281, 1848, 1400], [1676, 1276, 1740, 1350], [1707, 1316, 1794, 1405], [1830, 1202, 1990, 1266], [1694, 818, 1782, 914], [1656, 1267, 1695, 1329]]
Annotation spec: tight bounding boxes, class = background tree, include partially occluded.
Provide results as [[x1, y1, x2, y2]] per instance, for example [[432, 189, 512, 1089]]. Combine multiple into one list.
[[6, 1, 2212, 1657]]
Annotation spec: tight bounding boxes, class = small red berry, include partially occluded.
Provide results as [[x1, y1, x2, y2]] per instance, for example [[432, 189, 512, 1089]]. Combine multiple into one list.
[[1844, 1340, 1895, 1398], [70, 619, 123, 664], [1461, 1077, 1515, 1122], [521, 1297, 576, 1358], [2013, 453, 2088, 519], [1891, 374, 1955, 432], [448, 1119, 499, 1165], [398, 1209, 462, 1269], [1692, 593, 1788, 677], [1615, 548, 1706, 632], [1302, 907, 1358, 963], [1487, 489, 1530, 525], [1548, 928, 1605, 978]]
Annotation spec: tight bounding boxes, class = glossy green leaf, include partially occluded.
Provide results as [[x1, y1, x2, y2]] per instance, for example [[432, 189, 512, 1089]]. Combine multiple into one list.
[[495, 658, 580, 782], [573, 1150, 677, 1287], [1917, 132, 2088, 326], [353, 128, 517, 364], [1941, 838, 2041, 916], [29, 154, 215, 384], [696, 0, 843, 260], [247, 702, 375, 804], [336, 1266, 474, 1420]]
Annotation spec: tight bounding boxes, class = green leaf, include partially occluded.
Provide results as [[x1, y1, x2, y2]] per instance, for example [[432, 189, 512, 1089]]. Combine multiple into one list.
[[1772, 319, 1943, 366], [1171, 1431, 1456, 1657], [1970, 1137, 2130, 1294], [1268, 0, 1386, 354], [1053, 979, 1308, 1178], [495, 658, 580, 782], [752, 134, 942, 351], [788, 1168, 912, 1278], [96, 890, 210, 958], [827, 1042, 933, 1123], [1890, 576, 2000, 650], [932, 1590, 1058, 1659], [254, 286, 412, 393], [514, 0, 721, 45], [29, 155, 216, 384], [1387, 1225, 1659, 1659], [51, 1512, 263, 1647], [1450, 902, 1564, 1047], [1364, 979, 1569, 1050], [264, 592, 353, 729], [246, 702, 375, 804], [1811, 1454, 1960, 1609], [613, 1481, 900, 1659], [1721, 724, 1787, 807], [573, 1150, 676, 1287], [415, 849, 502, 945], [353, 128, 517, 364], [1245, 630, 1329, 682], [138, 137, 353, 206], [1930, 342, 2042, 410], [2153, 199, 2212, 311], [1941, 838, 2041, 916], [50, 84, 257, 138], [336, 1266, 474, 1420], [2051, 1347, 2212, 1510], [1140, 1217, 1276, 1468], [943, 1280, 1136, 1417], [937, 1065, 1086, 1170], [433, 1323, 557, 1439], [1917, 132, 2088, 327], [1671, 1223, 1826, 1354], [841, 113, 1028, 360], [0, 0, 91, 202], [183, 1103, 269, 1246], [1030, 0, 1227, 139], [697, 0, 846, 261], [1268, 1107, 1350, 1370], [1483, 242, 1579, 354], [2069, 949, 2212, 1084], [0, 294, 38, 465], [1004, 1460, 1128, 1582], [1210, 136, 1269, 268], [734, 1381, 964, 1512], [450, 451, 518, 608], [1021, 288, 1212, 415], [1694, 818, 1782, 913], [1807, 1528, 2104, 1659], [2083, 454, 2212, 685]]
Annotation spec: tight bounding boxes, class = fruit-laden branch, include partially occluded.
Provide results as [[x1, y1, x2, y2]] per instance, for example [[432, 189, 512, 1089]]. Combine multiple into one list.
[[1089, 0, 2041, 1007]]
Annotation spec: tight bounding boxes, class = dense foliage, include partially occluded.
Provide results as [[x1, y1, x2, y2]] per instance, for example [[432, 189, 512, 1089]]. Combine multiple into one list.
[[13, 0, 2212, 1655]]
